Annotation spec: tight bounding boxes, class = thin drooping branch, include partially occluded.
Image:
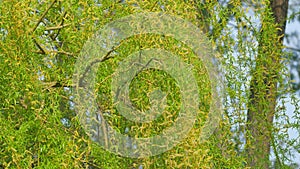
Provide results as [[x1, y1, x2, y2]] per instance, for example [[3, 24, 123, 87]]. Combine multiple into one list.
[[34, 49, 74, 56], [286, 46, 300, 52], [52, 11, 68, 40], [45, 24, 71, 31], [79, 47, 117, 87], [33, 38, 46, 54], [31, 0, 57, 33]]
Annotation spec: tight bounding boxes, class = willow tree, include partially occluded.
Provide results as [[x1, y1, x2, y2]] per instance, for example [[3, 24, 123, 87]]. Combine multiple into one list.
[[195, 0, 298, 168], [0, 0, 243, 168], [0, 0, 299, 168], [246, 0, 290, 168]]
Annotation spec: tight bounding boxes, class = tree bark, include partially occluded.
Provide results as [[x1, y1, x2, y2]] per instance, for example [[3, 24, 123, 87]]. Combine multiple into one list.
[[246, 0, 289, 168]]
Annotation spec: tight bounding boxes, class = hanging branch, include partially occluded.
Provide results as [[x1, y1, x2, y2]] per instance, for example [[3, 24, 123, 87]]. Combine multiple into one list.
[[51, 12, 68, 40], [46, 23, 70, 31], [79, 47, 116, 87], [32, 38, 46, 54], [31, 0, 57, 33], [286, 46, 300, 52]]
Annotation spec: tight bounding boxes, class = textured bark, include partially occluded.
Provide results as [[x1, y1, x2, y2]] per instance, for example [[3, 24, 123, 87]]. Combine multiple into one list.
[[246, 0, 289, 168], [271, 0, 289, 41]]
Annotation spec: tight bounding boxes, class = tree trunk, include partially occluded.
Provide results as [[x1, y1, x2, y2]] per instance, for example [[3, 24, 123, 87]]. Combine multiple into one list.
[[246, 0, 289, 168]]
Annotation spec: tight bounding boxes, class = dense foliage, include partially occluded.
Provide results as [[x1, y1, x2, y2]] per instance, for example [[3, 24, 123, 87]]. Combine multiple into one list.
[[0, 0, 299, 168]]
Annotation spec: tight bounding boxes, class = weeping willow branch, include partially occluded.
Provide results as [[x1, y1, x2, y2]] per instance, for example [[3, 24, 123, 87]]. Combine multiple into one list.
[[31, 0, 57, 33]]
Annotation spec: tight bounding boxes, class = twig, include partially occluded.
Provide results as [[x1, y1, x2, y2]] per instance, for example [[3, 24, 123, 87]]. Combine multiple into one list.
[[44, 81, 74, 88], [33, 48, 74, 56], [32, 0, 57, 33], [45, 23, 71, 31], [49, 50, 74, 56], [53, 12, 68, 40], [32, 38, 46, 54], [286, 46, 300, 52], [150, 1, 159, 11], [271, 132, 283, 168], [79, 46, 119, 87]]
